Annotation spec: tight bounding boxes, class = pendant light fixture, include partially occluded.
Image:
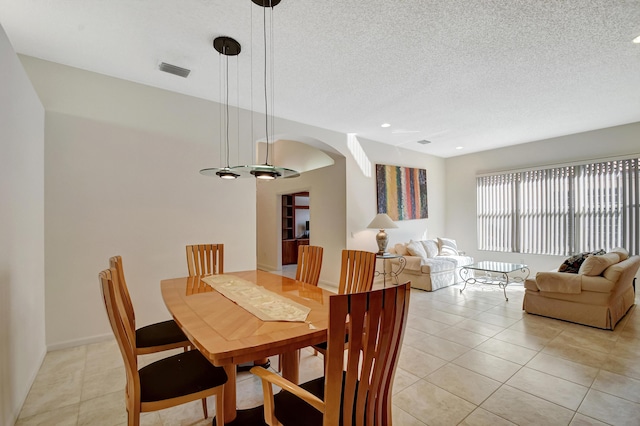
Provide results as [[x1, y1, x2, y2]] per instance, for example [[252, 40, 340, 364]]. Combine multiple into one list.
[[200, 36, 245, 179], [200, 0, 298, 180], [251, 0, 296, 179], [226, 0, 299, 180]]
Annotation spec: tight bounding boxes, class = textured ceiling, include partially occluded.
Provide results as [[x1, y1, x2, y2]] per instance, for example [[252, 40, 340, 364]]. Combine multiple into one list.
[[1, 0, 639, 158]]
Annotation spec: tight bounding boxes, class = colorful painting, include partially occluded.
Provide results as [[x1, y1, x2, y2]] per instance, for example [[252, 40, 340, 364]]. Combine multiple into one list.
[[376, 164, 428, 220]]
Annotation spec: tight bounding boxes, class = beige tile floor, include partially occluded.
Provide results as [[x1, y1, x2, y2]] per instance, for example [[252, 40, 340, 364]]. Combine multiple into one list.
[[16, 275, 640, 426]]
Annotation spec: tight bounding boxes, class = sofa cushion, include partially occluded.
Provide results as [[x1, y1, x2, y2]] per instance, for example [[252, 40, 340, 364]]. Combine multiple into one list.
[[580, 274, 616, 293], [437, 237, 459, 256], [558, 249, 605, 273], [418, 258, 457, 274], [406, 240, 427, 260], [579, 253, 620, 276], [436, 255, 474, 268], [525, 278, 539, 292], [421, 240, 439, 258], [394, 243, 409, 256]]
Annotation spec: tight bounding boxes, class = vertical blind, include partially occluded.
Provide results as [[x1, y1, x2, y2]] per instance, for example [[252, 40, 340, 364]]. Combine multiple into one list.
[[477, 157, 639, 256], [477, 173, 518, 252]]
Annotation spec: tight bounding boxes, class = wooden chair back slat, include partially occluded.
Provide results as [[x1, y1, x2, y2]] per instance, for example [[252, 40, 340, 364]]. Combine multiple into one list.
[[109, 256, 135, 329], [338, 250, 377, 294], [186, 244, 224, 276], [324, 282, 411, 426], [295, 245, 324, 286]]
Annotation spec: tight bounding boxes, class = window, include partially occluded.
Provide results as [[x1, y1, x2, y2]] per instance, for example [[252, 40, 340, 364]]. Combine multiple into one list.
[[477, 157, 639, 256]]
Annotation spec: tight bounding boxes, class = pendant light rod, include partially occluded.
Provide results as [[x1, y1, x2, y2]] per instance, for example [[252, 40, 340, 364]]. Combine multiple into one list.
[[253, 0, 279, 170], [261, 1, 270, 165], [214, 37, 241, 170], [200, 36, 244, 179]]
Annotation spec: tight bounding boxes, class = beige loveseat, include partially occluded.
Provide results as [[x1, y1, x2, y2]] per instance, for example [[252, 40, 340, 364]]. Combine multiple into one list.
[[523, 248, 640, 330], [388, 237, 473, 292]]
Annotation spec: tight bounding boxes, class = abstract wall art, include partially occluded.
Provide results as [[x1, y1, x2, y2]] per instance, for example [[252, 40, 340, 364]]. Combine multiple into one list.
[[375, 164, 428, 220]]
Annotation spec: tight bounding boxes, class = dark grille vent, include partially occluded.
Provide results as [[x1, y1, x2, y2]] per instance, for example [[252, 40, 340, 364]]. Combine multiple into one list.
[[159, 62, 191, 78]]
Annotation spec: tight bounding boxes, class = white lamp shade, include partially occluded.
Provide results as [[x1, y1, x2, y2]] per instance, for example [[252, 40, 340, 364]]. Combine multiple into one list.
[[367, 213, 398, 229]]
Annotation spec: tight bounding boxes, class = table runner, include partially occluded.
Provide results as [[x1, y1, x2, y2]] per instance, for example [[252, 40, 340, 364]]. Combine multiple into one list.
[[201, 274, 310, 322]]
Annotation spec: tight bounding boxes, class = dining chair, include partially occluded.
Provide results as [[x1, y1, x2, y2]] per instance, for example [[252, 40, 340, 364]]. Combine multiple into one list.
[[186, 244, 224, 276], [337, 249, 377, 294], [251, 282, 411, 426], [185, 243, 269, 369], [99, 267, 227, 426], [295, 245, 323, 286], [312, 249, 377, 357], [109, 256, 190, 355], [278, 245, 324, 370]]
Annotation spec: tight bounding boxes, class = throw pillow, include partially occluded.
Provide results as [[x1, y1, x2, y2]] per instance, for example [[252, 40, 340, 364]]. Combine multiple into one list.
[[610, 247, 629, 262], [558, 249, 605, 273], [579, 252, 620, 276], [406, 240, 428, 260], [421, 240, 439, 258], [394, 243, 409, 256], [437, 237, 459, 256]]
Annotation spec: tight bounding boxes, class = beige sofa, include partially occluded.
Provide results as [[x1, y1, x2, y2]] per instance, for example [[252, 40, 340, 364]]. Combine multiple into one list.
[[523, 248, 640, 330], [388, 238, 473, 292]]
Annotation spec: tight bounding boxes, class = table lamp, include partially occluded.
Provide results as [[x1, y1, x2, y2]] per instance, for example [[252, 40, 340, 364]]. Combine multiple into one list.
[[367, 213, 398, 254]]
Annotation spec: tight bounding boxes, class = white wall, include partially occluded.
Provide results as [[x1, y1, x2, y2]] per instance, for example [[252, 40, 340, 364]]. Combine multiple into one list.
[[257, 154, 347, 287], [19, 56, 258, 348], [19, 55, 449, 348], [348, 137, 447, 251], [445, 122, 640, 274], [0, 25, 46, 425], [44, 112, 257, 347]]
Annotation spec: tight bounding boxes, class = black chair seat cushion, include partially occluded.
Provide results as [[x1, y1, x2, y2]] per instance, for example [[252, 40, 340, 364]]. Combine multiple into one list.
[[273, 373, 359, 426], [274, 376, 325, 426], [313, 341, 327, 351], [139, 350, 227, 403], [136, 319, 187, 349], [313, 334, 349, 352]]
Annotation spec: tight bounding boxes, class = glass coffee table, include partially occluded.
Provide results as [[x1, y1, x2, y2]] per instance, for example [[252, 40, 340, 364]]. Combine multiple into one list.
[[459, 261, 530, 301]]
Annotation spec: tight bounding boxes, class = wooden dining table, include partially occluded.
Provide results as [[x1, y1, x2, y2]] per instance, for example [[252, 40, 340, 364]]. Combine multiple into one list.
[[161, 270, 331, 424]]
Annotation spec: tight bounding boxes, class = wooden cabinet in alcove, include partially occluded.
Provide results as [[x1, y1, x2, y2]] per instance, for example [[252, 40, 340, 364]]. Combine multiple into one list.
[[281, 192, 309, 265]]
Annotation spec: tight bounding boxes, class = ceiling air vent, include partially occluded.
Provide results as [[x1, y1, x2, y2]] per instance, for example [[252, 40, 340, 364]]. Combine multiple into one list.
[[159, 62, 191, 78], [417, 139, 431, 145]]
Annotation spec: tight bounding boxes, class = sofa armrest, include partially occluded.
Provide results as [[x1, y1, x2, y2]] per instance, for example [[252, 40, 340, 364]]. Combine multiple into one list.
[[390, 255, 421, 271], [580, 275, 616, 293]]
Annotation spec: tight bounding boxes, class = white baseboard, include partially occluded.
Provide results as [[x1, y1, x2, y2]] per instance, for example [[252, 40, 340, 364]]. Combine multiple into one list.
[[257, 262, 279, 272], [318, 280, 338, 292], [47, 332, 113, 352]]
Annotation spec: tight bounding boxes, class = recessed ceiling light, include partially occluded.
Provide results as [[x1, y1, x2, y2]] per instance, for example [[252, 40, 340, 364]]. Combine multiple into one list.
[[381, 123, 391, 128], [634, 35, 640, 44], [456, 146, 464, 150]]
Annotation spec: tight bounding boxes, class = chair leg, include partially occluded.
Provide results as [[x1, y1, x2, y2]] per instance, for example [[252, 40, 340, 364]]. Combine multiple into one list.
[[128, 409, 140, 426], [215, 387, 224, 426], [201, 397, 208, 419]]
